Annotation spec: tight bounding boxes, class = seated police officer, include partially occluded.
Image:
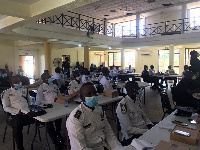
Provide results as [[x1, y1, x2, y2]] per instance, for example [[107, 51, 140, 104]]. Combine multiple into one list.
[[2, 76, 34, 150], [37, 73, 64, 144], [116, 81, 153, 146], [100, 68, 113, 90], [66, 82, 122, 150]]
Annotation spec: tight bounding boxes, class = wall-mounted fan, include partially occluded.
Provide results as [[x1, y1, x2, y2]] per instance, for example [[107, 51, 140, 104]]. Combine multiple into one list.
[[53, 58, 62, 67]]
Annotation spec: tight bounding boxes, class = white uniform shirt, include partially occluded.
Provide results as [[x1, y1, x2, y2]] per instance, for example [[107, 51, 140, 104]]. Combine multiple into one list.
[[2, 87, 31, 115], [148, 69, 155, 76], [52, 73, 65, 88], [68, 79, 82, 95], [66, 103, 121, 150], [181, 70, 189, 78], [82, 75, 92, 83], [99, 76, 113, 90], [37, 83, 60, 104], [116, 95, 153, 140], [109, 70, 117, 77]]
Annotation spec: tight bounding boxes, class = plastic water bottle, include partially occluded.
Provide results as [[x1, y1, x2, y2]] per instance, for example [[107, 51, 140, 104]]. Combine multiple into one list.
[[31, 96, 35, 105], [65, 94, 69, 107]]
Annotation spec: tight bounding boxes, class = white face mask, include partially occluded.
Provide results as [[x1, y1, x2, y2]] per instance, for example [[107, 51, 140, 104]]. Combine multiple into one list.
[[192, 75, 196, 80]]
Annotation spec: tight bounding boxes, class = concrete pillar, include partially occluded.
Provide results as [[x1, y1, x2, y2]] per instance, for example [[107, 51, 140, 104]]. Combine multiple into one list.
[[136, 13, 140, 38], [169, 46, 174, 68], [179, 48, 185, 74], [181, 3, 187, 33], [84, 46, 89, 69], [44, 42, 52, 75], [121, 49, 125, 70]]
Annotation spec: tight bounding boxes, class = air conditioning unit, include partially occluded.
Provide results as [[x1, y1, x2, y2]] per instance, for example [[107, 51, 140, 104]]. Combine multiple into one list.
[[140, 51, 152, 56], [94, 52, 103, 55]]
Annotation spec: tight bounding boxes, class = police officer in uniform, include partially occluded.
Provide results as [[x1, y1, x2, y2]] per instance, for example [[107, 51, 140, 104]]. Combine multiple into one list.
[[37, 72, 65, 146], [66, 82, 122, 150], [2, 76, 34, 150], [116, 81, 153, 146]]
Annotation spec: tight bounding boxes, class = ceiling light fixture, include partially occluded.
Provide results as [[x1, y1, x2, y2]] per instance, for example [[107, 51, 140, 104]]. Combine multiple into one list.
[[109, 47, 111, 50], [78, 44, 81, 47]]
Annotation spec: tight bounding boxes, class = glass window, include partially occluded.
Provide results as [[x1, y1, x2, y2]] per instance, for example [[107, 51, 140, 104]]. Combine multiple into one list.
[[108, 52, 121, 66], [114, 18, 145, 37], [158, 50, 169, 73], [174, 49, 179, 74], [190, 8, 200, 27], [125, 52, 135, 67]]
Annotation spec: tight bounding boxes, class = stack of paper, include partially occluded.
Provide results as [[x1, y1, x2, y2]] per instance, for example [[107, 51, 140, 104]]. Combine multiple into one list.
[[131, 139, 156, 150]]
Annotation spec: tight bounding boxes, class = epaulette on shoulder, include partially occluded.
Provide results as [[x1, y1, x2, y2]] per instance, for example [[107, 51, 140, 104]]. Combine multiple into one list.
[[74, 110, 82, 119], [120, 103, 127, 114]]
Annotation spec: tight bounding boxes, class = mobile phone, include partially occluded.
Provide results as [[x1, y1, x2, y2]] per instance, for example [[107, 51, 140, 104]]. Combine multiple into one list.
[[188, 119, 197, 124], [172, 120, 188, 126], [173, 130, 190, 137]]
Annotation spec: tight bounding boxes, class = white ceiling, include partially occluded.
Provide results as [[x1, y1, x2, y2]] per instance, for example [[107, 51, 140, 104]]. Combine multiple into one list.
[[73, 0, 198, 20], [8, 0, 40, 5]]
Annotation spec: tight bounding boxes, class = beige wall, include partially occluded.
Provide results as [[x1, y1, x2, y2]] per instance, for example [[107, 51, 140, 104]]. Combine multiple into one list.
[[0, 41, 15, 73], [51, 47, 84, 74], [89, 51, 105, 67]]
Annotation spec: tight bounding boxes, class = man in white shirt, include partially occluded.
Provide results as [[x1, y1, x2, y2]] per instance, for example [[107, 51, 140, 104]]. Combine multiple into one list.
[[2, 76, 34, 150], [182, 65, 189, 78], [66, 82, 122, 150], [116, 81, 153, 146], [52, 67, 65, 90], [37, 72, 66, 149], [148, 65, 155, 76], [100, 68, 113, 90]]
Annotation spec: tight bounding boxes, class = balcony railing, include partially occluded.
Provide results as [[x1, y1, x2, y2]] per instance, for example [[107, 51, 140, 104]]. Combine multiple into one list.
[[37, 11, 200, 38]]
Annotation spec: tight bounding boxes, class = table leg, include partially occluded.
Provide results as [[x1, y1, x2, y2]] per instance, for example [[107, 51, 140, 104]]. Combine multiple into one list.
[[143, 87, 146, 105], [31, 119, 38, 150], [45, 123, 50, 150]]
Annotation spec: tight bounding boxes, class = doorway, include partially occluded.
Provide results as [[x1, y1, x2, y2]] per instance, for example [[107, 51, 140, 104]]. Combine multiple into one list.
[[19, 56, 34, 78]]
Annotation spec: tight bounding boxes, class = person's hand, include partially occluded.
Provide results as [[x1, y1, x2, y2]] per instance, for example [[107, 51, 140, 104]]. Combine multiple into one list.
[[147, 124, 154, 129], [54, 98, 57, 102]]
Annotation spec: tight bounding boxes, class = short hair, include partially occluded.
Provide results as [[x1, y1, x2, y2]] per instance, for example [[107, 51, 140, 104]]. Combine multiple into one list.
[[55, 67, 61, 73], [150, 65, 154, 69], [144, 65, 148, 69], [125, 81, 138, 90], [102, 67, 109, 76], [80, 82, 95, 95], [41, 73, 50, 80], [10, 76, 19, 84]]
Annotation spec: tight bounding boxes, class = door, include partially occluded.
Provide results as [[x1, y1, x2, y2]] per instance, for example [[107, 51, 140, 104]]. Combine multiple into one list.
[[19, 56, 34, 78]]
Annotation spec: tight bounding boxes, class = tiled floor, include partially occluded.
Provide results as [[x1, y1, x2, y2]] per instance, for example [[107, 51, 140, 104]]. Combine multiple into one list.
[[0, 85, 174, 150]]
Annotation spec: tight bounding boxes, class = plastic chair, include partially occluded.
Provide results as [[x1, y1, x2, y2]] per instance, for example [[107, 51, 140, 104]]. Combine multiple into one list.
[[2, 113, 15, 150], [160, 92, 173, 120]]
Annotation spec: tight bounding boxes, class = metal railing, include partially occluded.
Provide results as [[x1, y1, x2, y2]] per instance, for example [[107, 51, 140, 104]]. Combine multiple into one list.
[[37, 11, 200, 38]]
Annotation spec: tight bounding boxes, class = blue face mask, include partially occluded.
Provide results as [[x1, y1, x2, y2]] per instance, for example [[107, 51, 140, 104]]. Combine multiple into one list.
[[85, 96, 98, 108], [13, 82, 22, 90], [136, 89, 143, 99], [48, 78, 54, 84], [2, 73, 7, 78]]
